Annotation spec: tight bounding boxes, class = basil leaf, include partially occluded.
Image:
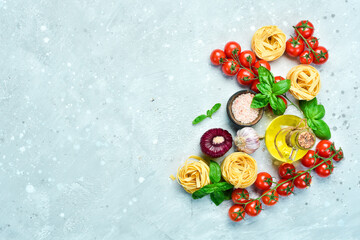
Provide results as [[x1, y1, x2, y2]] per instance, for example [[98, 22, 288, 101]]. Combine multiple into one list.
[[192, 182, 234, 199], [300, 98, 318, 119], [312, 119, 331, 140], [310, 104, 325, 120], [307, 118, 317, 131], [299, 100, 309, 118], [209, 161, 221, 183], [269, 95, 278, 110], [223, 188, 233, 200], [250, 94, 269, 108], [258, 66, 274, 87], [209, 103, 221, 116], [192, 114, 207, 125], [272, 79, 291, 96], [272, 96, 286, 115], [210, 191, 225, 206], [257, 83, 272, 95]]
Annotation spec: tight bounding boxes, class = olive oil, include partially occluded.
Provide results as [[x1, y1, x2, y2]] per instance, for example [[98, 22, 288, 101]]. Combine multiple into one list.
[[265, 115, 315, 162]]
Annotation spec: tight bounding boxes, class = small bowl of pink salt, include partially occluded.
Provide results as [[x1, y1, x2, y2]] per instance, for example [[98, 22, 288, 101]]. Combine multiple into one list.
[[226, 90, 264, 127]]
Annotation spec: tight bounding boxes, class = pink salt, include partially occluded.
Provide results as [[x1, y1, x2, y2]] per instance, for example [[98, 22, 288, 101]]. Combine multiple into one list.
[[231, 93, 259, 124]]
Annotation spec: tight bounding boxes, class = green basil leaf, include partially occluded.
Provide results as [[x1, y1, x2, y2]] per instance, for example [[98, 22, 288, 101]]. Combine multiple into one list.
[[257, 83, 272, 95], [258, 66, 274, 87], [209, 161, 221, 183], [192, 114, 207, 125], [250, 94, 269, 108], [300, 98, 318, 119], [209, 103, 221, 115], [223, 188, 233, 200], [272, 79, 291, 96], [272, 96, 286, 115], [299, 100, 309, 118], [310, 104, 325, 120], [269, 95, 278, 110], [206, 110, 211, 117], [192, 182, 234, 199], [312, 119, 331, 140], [307, 118, 317, 130], [210, 191, 225, 206]]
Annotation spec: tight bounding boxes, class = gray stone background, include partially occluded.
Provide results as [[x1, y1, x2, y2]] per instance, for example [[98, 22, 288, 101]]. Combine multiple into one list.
[[0, 0, 359, 239]]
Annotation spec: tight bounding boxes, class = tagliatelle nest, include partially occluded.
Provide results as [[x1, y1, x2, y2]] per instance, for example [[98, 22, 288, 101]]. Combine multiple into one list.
[[251, 25, 286, 61], [287, 64, 321, 100], [221, 152, 257, 188]]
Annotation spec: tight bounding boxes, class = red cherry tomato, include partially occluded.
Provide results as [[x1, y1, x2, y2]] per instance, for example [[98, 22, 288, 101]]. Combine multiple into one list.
[[295, 20, 314, 38], [210, 49, 226, 65], [333, 150, 344, 162], [301, 150, 316, 168], [315, 160, 334, 178], [294, 171, 312, 189], [306, 36, 319, 49], [239, 50, 256, 68], [254, 172, 273, 191], [252, 60, 271, 76], [276, 179, 294, 196], [245, 199, 262, 217], [222, 59, 240, 76], [315, 140, 335, 158], [268, 96, 287, 113], [231, 189, 250, 204], [278, 163, 296, 179], [224, 41, 241, 59], [274, 76, 285, 83], [313, 46, 329, 65], [286, 37, 305, 57], [299, 50, 314, 64], [261, 189, 279, 206], [236, 69, 256, 86], [228, 204, 245, 222], [251, 79, 260, 93]]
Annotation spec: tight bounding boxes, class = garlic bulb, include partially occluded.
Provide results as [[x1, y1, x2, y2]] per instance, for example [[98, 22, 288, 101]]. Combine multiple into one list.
[[234, 127, 260, 154]]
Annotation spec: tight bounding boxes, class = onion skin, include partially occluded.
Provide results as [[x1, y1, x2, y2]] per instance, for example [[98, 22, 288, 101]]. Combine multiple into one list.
[[234, 127, 260, 154]]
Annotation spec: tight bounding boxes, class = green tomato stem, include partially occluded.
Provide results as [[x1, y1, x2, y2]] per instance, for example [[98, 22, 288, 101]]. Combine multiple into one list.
[[292, 26, 319, 61], [282, 94, 301, 112]]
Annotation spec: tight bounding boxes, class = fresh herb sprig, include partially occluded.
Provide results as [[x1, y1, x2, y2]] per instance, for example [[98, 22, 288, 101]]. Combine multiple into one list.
[[299, 97, 331, 140], [250, 66, 291, 115], [192, 103, 221, 125], [192, 160, 233, 206]]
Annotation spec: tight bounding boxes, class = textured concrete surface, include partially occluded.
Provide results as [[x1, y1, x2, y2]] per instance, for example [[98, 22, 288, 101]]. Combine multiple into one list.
[[0, 0, 359, 239]]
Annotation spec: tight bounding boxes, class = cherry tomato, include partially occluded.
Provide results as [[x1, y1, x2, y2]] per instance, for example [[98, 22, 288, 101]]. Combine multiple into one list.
[[251, 79, 260, 93], [295, 20, 314, 38], [245, 199, 262, 217], [261, 189, 279, 206], [224, 41, 241, 59], [268, 96, 287, 113], [315, 160, 334, 178], [222, 59, 240, 76], [252, 60, 271, 76], [286, 36, 305, 57], [299, 50, 314, 64], [301, 150, 316, 168], [231, 188, 250, 204], [228, 204, 245, 222], [255, 172, 273, 191], [210, 49, 227, 65], [274, 76, 285, 83], [313, 46, 329, 65], [306, 36, 319, 49], [316, 140, 335, 158], [236, 69, 256, 86], [276, 179, 294, 196], [278, 163, 296, 179], [294, 171, 312, 189], [239, 50, 256, 68], [333, 150, 344, 162]]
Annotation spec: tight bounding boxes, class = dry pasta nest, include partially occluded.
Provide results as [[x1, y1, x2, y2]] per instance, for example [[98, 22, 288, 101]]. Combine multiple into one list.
[[287, 64, 321, 101], [176, 156, 210, 193], [221, 152, 257, 188], [251, 25, 286, 61]]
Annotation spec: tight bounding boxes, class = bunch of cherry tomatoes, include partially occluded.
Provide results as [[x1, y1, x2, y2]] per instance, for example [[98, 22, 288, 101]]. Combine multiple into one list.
[[285, 20, 329, 65], [228, 140, 343, 222], [210, 42, 271, 93]]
